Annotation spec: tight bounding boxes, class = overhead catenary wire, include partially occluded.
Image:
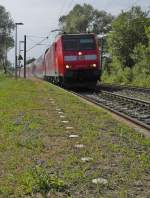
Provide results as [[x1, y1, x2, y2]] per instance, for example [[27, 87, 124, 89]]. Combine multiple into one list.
[[39, 0, 76, 43], [26, 36, 48, 52], [27, 35, 48, 38], [57, 1, 68, 19], [25, 0, 76, 56], [27, 37, 39, 44], [57, 0, 75, 19], [63, 0, 76, 15]]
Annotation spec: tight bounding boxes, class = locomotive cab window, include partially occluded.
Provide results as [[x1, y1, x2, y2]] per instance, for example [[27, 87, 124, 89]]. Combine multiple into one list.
[[63, 35, 96, 51]]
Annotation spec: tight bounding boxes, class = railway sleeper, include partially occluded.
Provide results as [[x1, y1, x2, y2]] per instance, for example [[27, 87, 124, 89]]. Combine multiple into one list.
[[138, 114, 150, 120], [144, 119, 150, 125]]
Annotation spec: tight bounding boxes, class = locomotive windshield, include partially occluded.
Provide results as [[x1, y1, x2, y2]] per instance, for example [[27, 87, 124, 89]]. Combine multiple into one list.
[[63, 35, 96, 51]]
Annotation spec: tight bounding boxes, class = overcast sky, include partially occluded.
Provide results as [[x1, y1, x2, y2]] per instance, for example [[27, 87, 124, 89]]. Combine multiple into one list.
[[0, 0, 149, 64]]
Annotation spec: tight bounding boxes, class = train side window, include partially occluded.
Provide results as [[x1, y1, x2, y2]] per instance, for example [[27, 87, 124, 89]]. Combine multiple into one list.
[[54, 42, 57, 52], [45, 48, 49, 54]]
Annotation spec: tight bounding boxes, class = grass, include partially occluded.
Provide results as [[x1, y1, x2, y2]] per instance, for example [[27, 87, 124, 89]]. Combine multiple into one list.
[[0, 74, 150, 197]]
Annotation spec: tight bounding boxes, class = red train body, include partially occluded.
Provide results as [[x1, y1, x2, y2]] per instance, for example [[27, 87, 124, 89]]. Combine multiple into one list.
[[25, 33, 101, 88]]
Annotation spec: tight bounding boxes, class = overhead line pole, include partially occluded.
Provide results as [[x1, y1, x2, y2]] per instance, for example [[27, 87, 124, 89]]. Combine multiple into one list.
[[24, 35, 26, 78], [15, 24, 18, 79], [15, 22, 24, 79], [23, 35, 48, 78]]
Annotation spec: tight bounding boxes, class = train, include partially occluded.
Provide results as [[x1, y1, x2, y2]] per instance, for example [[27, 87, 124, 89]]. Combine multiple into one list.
[[23, 33, 101, 88]]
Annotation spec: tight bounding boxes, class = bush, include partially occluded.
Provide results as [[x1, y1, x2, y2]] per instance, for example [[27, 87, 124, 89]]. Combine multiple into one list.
[[102, 57, 134, 84]]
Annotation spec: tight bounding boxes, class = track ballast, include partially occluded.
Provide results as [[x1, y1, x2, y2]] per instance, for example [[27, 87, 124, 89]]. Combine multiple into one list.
[[72, 90, 150, 131]]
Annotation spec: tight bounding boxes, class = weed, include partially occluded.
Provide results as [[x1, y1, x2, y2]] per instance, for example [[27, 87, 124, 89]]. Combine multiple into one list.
[[17, 166, 66, 195]]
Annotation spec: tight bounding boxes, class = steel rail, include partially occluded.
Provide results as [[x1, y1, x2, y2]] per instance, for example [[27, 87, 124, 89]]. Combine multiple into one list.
[[100, 91, 150, 105], [71, 91, 150, 131], [100, 83, 150, 93]]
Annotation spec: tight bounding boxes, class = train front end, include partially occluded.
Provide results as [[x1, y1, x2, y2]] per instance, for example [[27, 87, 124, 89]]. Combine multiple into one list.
[[62, 34, 101, 88]]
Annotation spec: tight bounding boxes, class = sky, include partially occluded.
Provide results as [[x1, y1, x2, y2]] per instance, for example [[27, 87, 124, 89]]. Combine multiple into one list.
[[0, 0, 149, 65]]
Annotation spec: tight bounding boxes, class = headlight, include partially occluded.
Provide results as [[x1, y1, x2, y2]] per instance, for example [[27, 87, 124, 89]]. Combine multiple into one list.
[[66, 65, 71, 69], [78, 51, 82, 56], [90, 64, 96, 67]]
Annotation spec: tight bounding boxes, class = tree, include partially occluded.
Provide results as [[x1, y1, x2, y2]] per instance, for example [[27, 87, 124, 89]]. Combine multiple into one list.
[[0, 5, 14, 73], [91, 10, 114, 34], [108, 6, 150, 68], [59, 4, 114, 34], [132, 26, 150, 76]]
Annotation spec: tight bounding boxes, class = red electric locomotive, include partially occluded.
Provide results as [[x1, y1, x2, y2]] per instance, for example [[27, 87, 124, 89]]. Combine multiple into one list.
[[27, 33, 101, 88]]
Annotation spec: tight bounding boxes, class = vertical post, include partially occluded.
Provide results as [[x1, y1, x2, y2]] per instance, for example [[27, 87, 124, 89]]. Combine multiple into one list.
[[14, 22, 24, 79], [19, 41, 21, 68], [24, 35, 26, 78], [5, 44, 8, 74], [18, 41, 21, 78], [4, 31, 7, 74], [15, 24, 18, 79], [101, 37, 103, 69]]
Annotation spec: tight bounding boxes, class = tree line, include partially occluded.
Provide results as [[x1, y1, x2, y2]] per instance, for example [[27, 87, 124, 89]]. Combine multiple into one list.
[[0, 5, 14, 73], [105, 6, 150, 87]]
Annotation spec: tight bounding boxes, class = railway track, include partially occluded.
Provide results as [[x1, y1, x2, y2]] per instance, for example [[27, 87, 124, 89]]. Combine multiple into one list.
[[72, 90, 150, 131], [100, 83, 150, 93], [98, 83, 150, 103]]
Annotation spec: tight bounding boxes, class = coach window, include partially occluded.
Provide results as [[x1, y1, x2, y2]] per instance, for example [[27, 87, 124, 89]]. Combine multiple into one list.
[[55, 42, 57, 52], [45, 48, 49, 54]]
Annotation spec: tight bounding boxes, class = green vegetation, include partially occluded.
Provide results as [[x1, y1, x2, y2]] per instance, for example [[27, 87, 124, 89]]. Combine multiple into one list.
[[102, 6, 150, 87], [0, 75, 150, 197], [17, 166, 66, 194], [0, 5, 14, 73], [59, 3, 114, 34], [108, 7, 149, 68]]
